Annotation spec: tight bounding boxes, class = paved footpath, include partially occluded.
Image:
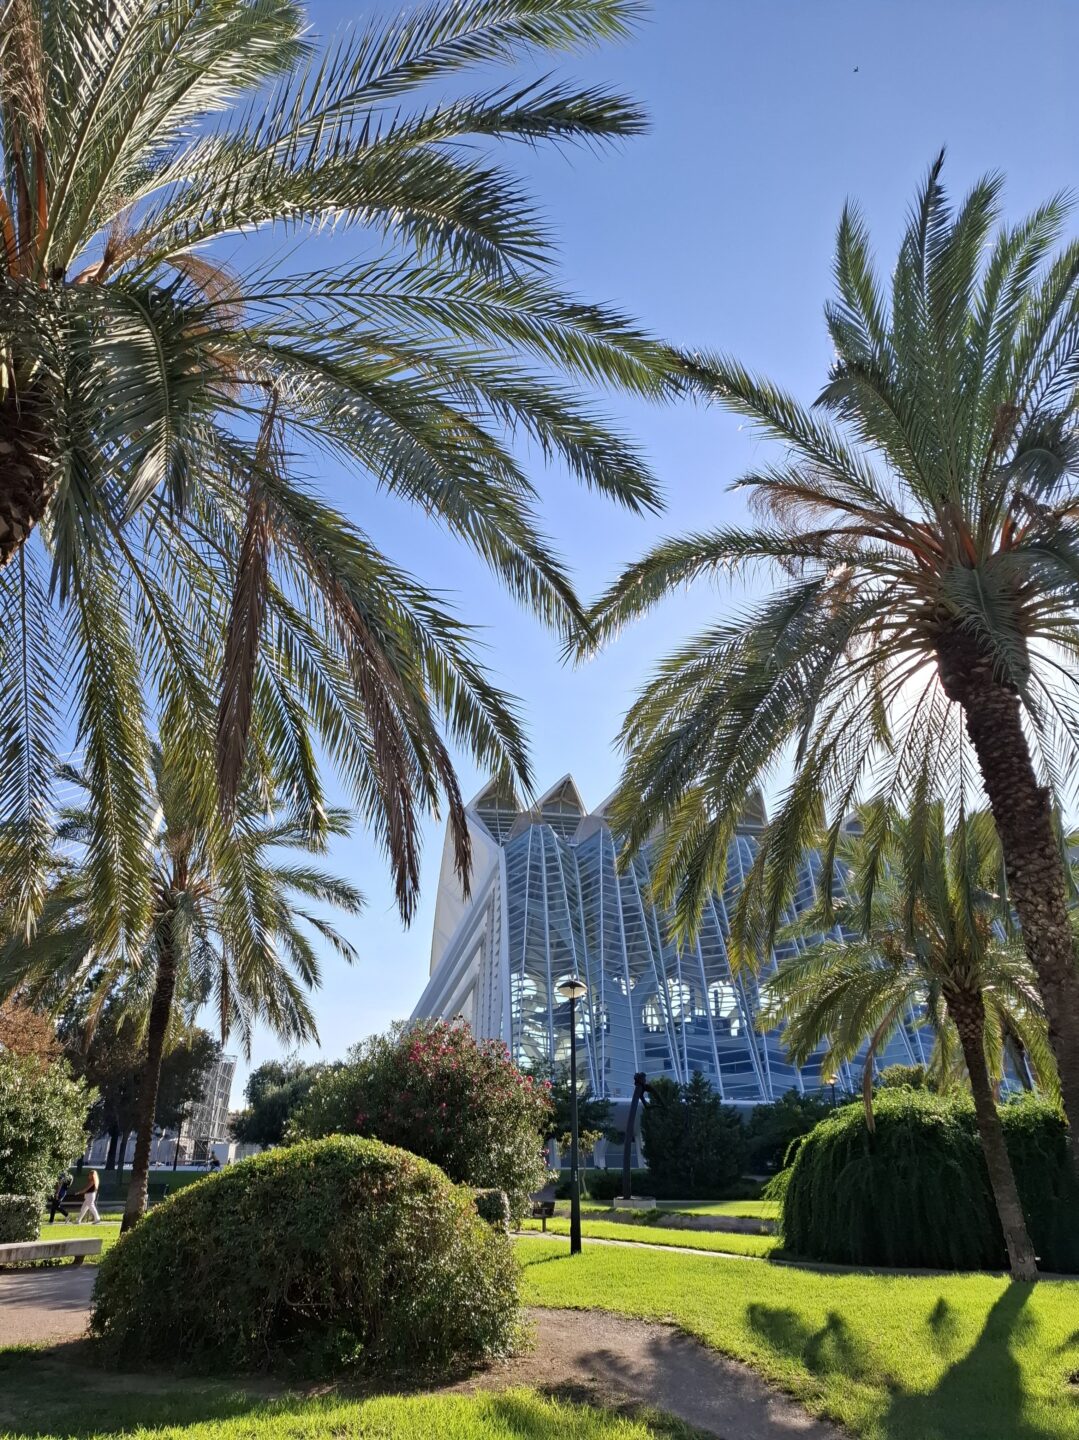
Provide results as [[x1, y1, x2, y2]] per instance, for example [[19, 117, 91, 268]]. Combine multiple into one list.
[[0, 1265, 96, 1346], [0, 1270, 843, 1439]]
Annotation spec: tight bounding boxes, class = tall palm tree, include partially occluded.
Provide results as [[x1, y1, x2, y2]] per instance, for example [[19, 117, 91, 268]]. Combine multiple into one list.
[[760, 806, 1055, 1281], [589, 157, 1079, 1169], [0, 0, 676, 949], [2, 748, 364, 1227]]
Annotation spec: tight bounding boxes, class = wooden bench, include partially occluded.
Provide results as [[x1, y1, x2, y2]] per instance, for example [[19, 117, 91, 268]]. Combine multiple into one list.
[[529, 1199, 556, 1231], [0, 1236, 103, 1266]]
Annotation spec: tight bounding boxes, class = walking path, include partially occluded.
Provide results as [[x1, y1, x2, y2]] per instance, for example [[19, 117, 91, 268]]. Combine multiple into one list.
[[0, 1271, 841, 1438], [0, 1265, 96, 1346]]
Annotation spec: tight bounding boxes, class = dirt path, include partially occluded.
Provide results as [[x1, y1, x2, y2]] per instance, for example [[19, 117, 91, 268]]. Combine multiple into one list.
[[0, 1266, 96, 1346], [449, 1307, 843, 1439]]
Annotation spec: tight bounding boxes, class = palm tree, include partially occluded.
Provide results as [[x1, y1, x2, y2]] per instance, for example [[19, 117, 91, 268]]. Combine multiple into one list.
[[2, 748, 364, 1228], [589, 156, 1079, 1169], [0, 0, 676, 949], [761, 807, 1055, 1281]]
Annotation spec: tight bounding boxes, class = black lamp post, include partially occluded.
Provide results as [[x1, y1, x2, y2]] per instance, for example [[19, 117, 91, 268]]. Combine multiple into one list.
[[556, 972, 587, 1255], [828, 1072, 839, 1108]]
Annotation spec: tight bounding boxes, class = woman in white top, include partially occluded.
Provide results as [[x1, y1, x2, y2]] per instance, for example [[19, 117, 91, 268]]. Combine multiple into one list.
[[76, 1169, 101, 1223]]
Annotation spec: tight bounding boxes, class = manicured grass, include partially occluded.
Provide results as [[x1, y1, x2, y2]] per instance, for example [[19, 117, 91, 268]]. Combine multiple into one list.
[[517, 1238, 1079, 1440], [656, 1199, 780, 1221], [33, 1217, 122, 1264], [521, 1216, 779, 1258], [0, 1350, 694, 1440]]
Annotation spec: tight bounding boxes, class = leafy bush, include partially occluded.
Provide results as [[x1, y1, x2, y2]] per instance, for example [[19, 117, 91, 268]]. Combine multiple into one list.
[[294, 1021, 551, 1220], [473, 1188, 510, 1230], [0, 1051, 93, 1204], [744, 1091, 832, 1172], [91, 1136, 519, 1376], [640, 1074, 746, 1195], [876, 1063, 931, 1090], [781, 1089, 1079, 1271], [0, 1194, 40, 1242]]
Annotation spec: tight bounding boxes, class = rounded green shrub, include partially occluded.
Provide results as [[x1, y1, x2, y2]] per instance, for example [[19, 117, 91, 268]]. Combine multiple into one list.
[[90, 1136, 520, 1376], [780, 1089, 1078, 1271]]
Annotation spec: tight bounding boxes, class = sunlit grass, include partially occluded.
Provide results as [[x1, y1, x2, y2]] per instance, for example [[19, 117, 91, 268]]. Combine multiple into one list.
[[0, 1352, 695, 1440], [517, 1238, 1079, 1440], [520, 1216, 778, 1258]]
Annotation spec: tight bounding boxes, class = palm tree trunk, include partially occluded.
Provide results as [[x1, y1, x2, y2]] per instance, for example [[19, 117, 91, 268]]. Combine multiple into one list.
[[0, 391, 53, 569], [937, 635, 1079, 1177], [946, 986, 1038, 1282], [121, 937, 177, 1233], [104, 1128, 119, 1170]]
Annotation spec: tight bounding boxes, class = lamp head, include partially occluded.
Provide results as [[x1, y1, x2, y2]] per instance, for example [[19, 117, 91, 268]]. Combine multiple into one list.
[[556, 974, 587, 1001]]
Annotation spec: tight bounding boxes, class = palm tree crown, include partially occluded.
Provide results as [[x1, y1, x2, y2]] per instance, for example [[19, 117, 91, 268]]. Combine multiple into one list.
[[3, 744, 364, 1223], [762, 808, 1054, 1113], [590, 156, 1079, 1168], [761, 804, 1053, 1279], [0, 0, 676, 949]]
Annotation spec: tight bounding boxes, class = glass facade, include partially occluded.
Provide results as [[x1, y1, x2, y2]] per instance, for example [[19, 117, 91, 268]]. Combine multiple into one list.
[[414, 777, 928, 1102]]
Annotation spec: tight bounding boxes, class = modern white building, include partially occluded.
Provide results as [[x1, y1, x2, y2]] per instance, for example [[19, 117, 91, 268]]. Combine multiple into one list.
[[412, 777, 929, 1106]]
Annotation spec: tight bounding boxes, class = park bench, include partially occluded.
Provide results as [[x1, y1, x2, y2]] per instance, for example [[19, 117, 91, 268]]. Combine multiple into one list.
[[0, 1236, 102, 1266], [529, 1184, 557, 1231]]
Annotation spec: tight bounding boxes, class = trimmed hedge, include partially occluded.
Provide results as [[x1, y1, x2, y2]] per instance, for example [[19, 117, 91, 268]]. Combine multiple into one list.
[[580, 1167, 761, 1203], [0, 1194, 39, 1242], [781, 1090, 1079, 1271], [91, 1137, 520, 1376]]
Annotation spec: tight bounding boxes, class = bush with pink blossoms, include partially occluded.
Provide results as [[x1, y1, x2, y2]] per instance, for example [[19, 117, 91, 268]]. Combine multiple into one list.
[[293, 1021, 552, 1220]]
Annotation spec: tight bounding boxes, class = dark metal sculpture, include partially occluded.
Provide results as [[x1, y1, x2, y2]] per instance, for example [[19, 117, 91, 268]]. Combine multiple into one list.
[[622, 1071, 650, 1200]]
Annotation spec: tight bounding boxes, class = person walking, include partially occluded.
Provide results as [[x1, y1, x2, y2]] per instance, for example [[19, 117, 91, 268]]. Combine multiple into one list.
[[48, 1172, 73, 1224], [74, 1169, 101, 1224]]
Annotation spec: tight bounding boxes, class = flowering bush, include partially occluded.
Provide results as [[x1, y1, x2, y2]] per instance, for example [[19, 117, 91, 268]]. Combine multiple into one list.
[[293, 1021, 552, 1220]]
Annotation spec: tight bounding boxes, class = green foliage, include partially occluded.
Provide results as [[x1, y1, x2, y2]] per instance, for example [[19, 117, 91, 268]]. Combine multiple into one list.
[[90, 1136, 519, 1376], [541, 1065, 613, 1143], [744, 1092, 832, 1172], [640, 1074, 746, 1195], [293, 1021, 552, 1221], [0, 1051, 93, 1203], [231, 1060, 330, 1148], [0, 1193, 40, 1242], [64, 1001, 220, 1150], [781, 1089, 1079, 1271], [473, 1188, 511, 1230], [0, 0, 676, 948], [876, 1064, 931, 1090]]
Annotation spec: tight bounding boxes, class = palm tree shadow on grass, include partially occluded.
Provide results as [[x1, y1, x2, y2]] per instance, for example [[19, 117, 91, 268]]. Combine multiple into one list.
[[747, 1284, 1076, 1440]]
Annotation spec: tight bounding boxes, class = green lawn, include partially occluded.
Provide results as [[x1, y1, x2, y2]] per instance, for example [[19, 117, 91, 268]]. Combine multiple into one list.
[[521, 1216, 779, 1258], [517, 1238, 1079, 1440], [0, 1350, 695, 1440], [655, 1199, 780, 1221]]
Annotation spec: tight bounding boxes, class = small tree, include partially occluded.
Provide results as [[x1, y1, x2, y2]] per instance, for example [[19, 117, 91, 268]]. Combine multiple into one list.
[[232, 1060, 328, 1148], [745, 1091, 832, 1173], [542, 1064, 612, 1162], [640, 1073, 746, 1195], [294, 1021, 552, 1219], [0, 1051, 94, 1203]]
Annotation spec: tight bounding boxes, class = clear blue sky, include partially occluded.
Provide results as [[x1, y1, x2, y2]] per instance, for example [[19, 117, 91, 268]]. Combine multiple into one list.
[[230, 0, 1079, 1103]]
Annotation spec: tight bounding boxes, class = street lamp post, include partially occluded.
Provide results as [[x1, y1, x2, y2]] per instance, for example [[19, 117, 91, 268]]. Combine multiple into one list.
[[556, 973, 587, 1256], [828, 1073, 839, 1109]]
